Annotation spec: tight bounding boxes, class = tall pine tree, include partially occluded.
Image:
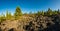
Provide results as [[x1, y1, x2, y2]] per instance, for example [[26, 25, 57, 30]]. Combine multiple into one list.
[[14, 6, 22, 19]]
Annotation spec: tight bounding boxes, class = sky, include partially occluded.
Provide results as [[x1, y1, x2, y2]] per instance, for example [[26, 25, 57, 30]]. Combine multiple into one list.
[[0, 0, 60, 15]]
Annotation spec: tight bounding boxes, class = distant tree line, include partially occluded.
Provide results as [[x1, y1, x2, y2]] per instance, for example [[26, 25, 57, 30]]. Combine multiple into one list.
[[36, 8, 60, 16]]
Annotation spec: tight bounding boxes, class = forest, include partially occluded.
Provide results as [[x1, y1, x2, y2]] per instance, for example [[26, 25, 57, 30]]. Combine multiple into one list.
[[0, 7, 60, 31]]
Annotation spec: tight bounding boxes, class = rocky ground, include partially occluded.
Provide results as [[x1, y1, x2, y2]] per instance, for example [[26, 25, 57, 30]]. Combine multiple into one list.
[[0, 14, 60, 31], [0, 16, 33, 31], [23, 14, 60, 31]]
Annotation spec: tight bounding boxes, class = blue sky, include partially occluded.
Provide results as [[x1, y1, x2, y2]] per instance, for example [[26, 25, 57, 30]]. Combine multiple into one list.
[[0, 0, 60, 15]]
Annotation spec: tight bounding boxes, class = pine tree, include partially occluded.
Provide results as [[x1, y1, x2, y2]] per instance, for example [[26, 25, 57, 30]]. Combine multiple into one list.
[[53, 10, 58, 15], [8, 12, 12, 19], [41, 10, 44, 16], [1, 13, 5, 18], [6, 10, 9, 19], [14, 6, 22, 19], [0, 13, 6, 23], [37, 11, 41, 16], [47, 8, 53, 16], [6, 10, 12, 20], [58, 9, 60, 14]]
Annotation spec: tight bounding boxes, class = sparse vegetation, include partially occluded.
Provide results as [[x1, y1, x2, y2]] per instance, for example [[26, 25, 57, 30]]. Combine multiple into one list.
[[0, 7, 60, 20]]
